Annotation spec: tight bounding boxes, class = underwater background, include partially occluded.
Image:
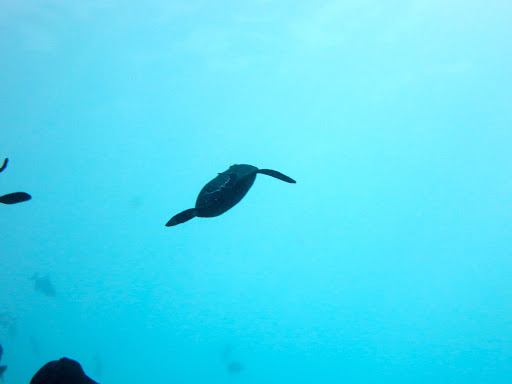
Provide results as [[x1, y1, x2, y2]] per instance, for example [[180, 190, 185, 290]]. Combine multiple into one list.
[[1, 1, 511, 383]]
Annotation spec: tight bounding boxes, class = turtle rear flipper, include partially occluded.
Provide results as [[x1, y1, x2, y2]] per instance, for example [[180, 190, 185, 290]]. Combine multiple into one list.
[[0, 192, 31, 204], [257, 169, 296, 183], [166, 208, 197, 227]]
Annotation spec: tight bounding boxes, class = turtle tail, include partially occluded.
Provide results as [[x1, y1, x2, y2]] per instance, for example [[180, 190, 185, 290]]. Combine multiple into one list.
[[257, 169, 296, 183], [166, 208, 197, 227]]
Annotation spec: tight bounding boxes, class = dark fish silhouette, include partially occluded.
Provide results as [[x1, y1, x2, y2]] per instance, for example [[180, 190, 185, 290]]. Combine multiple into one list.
[[30, 357, 99, 384], [30, 274, 56, 297], [0, 157, 31, 204], [0, 192, 31, 204], [166, 164, 296, 227], [0, 343, 7, 381], [227, 361, 244, 374]]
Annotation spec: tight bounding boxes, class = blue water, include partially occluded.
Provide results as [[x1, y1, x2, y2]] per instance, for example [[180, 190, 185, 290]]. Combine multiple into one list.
[[1, 1, 511, 383]]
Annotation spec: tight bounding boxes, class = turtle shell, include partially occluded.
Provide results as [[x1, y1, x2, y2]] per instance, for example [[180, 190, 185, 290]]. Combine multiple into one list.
[[195, 164, 258, 217]]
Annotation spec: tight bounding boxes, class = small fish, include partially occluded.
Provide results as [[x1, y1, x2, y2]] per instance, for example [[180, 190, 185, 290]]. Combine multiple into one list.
[[30, 274, 56, 297], [0, 157, 32, 204], [0, 192, 31, 204]]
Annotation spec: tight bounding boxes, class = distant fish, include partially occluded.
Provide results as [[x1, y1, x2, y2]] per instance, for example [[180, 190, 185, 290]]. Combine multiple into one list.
[[227, 361, 244, 374], [0, 157, 32, 204], [30, 357, 99, 384], [0, 312, 17, 338], [221, 344, 244, 375], [30, 274, 56, 297]]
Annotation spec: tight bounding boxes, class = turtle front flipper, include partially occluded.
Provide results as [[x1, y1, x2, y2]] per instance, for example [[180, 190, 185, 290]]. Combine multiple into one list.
[[0, 158, 7, 173], [166, 208, 197, 227], [0, 192, 31, 204], [257, 169, 296, 183]]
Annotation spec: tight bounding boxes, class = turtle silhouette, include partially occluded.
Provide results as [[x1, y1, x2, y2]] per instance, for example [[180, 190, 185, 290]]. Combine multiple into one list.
[[166, 164, 296, 227], [30, 357, 98, 384], [0, 158, 31, 204]]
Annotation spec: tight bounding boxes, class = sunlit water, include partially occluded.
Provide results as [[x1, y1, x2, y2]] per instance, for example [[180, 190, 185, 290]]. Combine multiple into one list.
[[1, 1, 511, 383]]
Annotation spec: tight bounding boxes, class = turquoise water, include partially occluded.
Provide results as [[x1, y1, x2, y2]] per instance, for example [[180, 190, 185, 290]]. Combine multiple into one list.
[[1, 1, 511, 382]]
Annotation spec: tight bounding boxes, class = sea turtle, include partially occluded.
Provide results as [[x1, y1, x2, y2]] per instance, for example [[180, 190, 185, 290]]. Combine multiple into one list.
[[166, 164, 296, 227]]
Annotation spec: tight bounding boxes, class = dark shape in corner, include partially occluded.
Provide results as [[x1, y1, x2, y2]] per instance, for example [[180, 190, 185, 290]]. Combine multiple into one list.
[[0, 343, 7, 381], [0, 157, 32, 204], [31, 273, 56, 297], [166, 164, 296, 227], [30, 357, 99, 384]]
